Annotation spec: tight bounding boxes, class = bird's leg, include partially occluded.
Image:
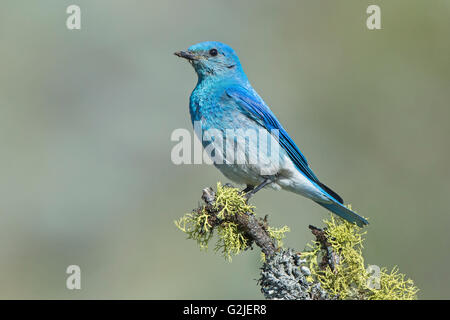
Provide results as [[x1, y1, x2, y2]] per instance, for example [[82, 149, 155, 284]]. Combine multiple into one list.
[[245, 177, 273, 199], [242, 185, 255, 193]]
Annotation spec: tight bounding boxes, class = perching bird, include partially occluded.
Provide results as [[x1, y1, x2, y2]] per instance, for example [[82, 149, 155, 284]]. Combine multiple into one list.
[[175, 41, 368, 227]]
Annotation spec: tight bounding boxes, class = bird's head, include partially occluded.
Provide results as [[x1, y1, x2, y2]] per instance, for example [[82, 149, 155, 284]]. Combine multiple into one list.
[[175, 41, 246, 81]]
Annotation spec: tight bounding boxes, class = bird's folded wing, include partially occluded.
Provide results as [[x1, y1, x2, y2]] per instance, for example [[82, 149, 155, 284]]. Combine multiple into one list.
[[226, 87, 320, 184]]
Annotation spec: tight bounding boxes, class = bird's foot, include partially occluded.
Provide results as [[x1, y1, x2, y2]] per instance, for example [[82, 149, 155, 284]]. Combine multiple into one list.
[[244, 177, 274, 200], [241, 185, 254, 194]]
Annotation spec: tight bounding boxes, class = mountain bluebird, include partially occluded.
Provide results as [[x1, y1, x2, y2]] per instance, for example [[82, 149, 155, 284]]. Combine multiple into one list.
[[175, 41, 368, 227]]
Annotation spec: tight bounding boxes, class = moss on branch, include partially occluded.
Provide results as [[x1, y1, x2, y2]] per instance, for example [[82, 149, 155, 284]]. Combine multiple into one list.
[[301, 216, 418, 300], [175, 182, 289, 260], [175, 182, 418, 300]]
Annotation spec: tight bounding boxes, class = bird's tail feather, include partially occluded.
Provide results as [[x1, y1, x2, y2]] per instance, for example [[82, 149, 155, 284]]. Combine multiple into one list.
[[315, 199, 369, 227]]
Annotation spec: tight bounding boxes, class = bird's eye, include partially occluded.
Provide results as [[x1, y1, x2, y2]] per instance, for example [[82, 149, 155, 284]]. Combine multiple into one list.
[[209, 48, 218, 56]]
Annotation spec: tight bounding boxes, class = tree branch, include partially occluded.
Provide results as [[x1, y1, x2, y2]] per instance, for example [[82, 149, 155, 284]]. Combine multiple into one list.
[[201, 187, 277, 257], [177, 184, 418, 300]]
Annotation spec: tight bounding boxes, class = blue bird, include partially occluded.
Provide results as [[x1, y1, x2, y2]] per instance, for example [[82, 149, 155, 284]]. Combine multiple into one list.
[[175, 41, 368, 227]]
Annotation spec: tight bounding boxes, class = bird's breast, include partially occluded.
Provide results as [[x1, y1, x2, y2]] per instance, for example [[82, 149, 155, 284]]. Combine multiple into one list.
[[190, 86, 243, 129]]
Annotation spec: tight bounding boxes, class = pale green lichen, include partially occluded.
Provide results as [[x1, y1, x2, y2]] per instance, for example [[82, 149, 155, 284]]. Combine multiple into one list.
[[215, 221, 248, 261], [260, 225, 291, 262], [267, 225, 290, 248], [177, 184, 418, 299], [368, 266, 419, 300], [301, 214, 419, 300], [175, 182, 289, 262], [174, 207, 213, 250], [214, 182, 254, 219]]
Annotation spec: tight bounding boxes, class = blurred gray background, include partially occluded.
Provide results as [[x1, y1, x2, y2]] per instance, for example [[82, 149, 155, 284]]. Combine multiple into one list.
[[0, 0, 449, 299]]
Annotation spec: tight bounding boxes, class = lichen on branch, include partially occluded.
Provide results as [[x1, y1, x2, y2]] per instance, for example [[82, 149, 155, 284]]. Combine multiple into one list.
[[175, 182, 289, 261], [300, 216, 419, 300], [176, 182, 419, 300]]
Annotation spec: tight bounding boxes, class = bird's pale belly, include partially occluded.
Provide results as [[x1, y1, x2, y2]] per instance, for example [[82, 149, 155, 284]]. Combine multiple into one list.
[[214, 163, 275, 187], [205, 124, 284, 187], [195, 108, 329, 202], [209, 135, 330, 202]]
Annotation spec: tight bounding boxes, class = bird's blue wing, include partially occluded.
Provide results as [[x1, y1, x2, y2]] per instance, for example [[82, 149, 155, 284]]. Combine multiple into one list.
[[226, 86, 320, 184], [226, 87, 369, 226]]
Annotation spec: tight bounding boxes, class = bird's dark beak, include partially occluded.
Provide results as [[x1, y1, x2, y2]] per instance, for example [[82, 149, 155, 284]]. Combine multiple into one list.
[[174, 51, 198, 61]]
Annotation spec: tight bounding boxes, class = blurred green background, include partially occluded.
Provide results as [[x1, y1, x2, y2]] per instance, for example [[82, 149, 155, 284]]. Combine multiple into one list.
[[0, 0, 449, 299]]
